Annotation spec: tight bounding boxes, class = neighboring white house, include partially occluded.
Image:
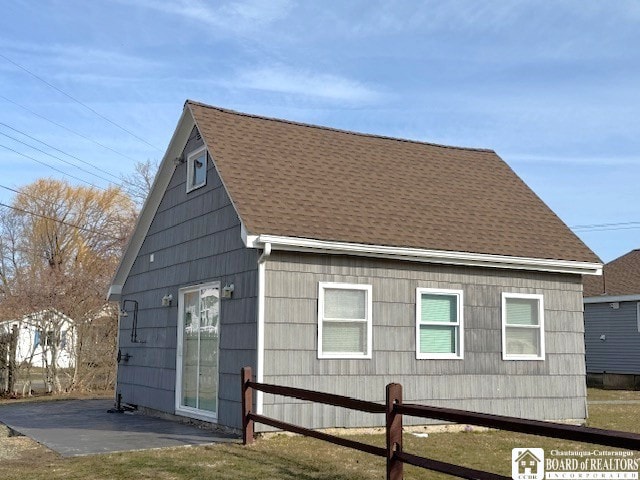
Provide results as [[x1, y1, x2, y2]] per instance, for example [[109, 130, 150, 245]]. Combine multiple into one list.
[[0, 309, 76, 370]]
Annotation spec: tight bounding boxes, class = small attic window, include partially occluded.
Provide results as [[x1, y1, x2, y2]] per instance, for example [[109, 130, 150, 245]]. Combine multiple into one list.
[[186, 145, 207, 192]]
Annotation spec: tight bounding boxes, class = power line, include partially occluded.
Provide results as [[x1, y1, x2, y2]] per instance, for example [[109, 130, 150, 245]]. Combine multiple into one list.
[[0, 201, 124, 241], [0, 94, 141, 163], [0, 184, 68, 213], [0, 143, 103, 189], [0, 122, 147, 202], [572, 220, 640, 230], [0, 129, 117, 186], [0, 142, 142, 214], [0, 121, 125, 183], [572, 220, 640, 233], [0, 53, 162, 152], [573, 225, 640, 233]]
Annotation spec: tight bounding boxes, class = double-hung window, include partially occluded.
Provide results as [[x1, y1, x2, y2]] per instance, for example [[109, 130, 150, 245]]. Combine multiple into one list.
[[318, 283, 372, 359], [416, 288, 464, 359], [502, 293, 545, 360], [186, 145, 207, 192]]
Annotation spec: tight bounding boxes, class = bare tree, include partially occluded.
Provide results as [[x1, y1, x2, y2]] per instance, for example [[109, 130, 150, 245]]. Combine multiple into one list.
[[119, 159, 159, 206], [0, 179, 136, 394]]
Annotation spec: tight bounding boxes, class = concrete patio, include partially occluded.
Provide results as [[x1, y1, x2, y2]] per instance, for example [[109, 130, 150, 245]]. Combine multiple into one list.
[[0, 399, 238, 456]]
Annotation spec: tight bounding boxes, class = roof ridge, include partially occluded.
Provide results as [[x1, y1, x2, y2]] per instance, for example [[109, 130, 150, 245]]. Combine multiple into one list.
[[185, 99, 495, 154]]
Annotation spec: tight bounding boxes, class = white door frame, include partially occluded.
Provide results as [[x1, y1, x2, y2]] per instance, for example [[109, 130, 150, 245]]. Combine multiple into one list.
[[175, 281, 220, 422]]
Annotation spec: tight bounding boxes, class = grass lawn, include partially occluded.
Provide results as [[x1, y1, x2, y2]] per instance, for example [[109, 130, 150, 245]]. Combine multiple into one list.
[[0, 391, 639, 480], [587, 387, 640, 402]]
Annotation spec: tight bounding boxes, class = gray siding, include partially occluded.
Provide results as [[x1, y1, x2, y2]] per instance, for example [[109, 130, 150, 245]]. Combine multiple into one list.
[[262, 252, 586, 429], [585, 301, 640, 374], [118, 126, 258, 429]]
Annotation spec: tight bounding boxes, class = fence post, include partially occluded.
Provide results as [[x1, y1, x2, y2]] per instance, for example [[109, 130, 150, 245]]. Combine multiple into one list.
[[386, 383, 403, 480], [7, 325, 18, 395], [241, 366, 254, 445]]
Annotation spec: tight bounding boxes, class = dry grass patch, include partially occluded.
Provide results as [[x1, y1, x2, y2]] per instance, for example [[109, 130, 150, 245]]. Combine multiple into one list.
[[587, 388, 640, 402], [0, 392, 638, 480]]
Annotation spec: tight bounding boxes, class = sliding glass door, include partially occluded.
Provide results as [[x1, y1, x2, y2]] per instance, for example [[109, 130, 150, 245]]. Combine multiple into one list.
[[177, 282, 220, 420]]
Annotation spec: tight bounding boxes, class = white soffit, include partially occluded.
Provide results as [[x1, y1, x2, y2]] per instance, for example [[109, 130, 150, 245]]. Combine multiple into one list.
[[246, 234, 603, 276]]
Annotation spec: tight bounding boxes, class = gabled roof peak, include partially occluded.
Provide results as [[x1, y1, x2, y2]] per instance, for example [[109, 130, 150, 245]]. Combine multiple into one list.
[[185, 99, 495, 154]]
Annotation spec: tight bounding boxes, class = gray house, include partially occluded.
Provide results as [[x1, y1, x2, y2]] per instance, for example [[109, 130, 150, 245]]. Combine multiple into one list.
[[108, 100, 602, 431], [584, 249, 640, 389]]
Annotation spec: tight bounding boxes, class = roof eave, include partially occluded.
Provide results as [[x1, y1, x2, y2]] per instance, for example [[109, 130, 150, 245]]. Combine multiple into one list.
[[584, 293, 640, 303], [246, 234, 603, 276]]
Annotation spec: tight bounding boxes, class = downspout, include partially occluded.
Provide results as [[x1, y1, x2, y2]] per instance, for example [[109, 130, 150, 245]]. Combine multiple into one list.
[[256, 242, 271, 415]]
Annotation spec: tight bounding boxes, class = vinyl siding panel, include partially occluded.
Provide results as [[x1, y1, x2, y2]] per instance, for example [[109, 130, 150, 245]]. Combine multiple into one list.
[[261, 252, 586, 430], [584, 301, 640, 374], [118, 126, 258, 428]]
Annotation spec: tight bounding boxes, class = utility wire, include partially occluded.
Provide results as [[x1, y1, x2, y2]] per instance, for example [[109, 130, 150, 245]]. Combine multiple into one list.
[[0, 140, 140, 203], [0, 94, 141, 163], [0, 201, 124, 240], [571, 220, 640, 230], [0, 53, 161, 152], [0, 130, 117, 186], [573, 225, 640, 233], [0, 143, 103, 189], [0, 183, 69, 213], [572, 220, 640, 232], [0, 121, 126, 183], [0, 123, 147, 202]]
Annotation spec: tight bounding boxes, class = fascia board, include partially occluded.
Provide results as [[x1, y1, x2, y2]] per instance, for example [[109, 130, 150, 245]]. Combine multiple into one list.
[[253, 234, 603, 276], [584, 294, 640, 304], [107, 108, 195, 301]]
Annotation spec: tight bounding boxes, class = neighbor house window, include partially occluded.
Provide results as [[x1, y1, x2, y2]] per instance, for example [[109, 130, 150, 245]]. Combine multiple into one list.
[[416, 288, 464, 359], [318, 283, 372, 359], [186, 146, 207, 192], [502, 293, 545, 360]]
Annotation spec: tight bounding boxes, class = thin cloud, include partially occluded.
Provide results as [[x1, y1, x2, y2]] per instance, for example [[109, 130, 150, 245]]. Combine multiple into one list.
[[0, 40, 163, 72], [125, 0, 293, 31], [234, 66, 384, 103]]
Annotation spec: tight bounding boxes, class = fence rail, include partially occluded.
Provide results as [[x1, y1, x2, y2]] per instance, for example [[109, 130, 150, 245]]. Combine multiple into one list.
[[240, 367, 640, 480]]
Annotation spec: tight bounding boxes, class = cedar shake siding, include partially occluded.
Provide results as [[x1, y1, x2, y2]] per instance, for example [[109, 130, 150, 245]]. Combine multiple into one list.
[[261, 252, 586, 430], [109, 100, 601, 431], [117, 127, 258, 428]]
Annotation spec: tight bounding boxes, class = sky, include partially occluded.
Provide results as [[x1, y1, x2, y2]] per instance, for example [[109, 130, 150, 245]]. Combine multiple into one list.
[[0, 0, 638, 263]]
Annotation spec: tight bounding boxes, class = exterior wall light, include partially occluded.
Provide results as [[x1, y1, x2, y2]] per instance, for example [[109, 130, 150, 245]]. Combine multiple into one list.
[[162, 294, 173, 307], [222, 284, 235, 298]]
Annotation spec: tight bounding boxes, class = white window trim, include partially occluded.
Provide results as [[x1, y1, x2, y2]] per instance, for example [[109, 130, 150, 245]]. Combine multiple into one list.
[[501, 292, 545, 361], [185, 145, 207, 193], [415, 288, 464, 360], [175, 281, 220, 422], [318, 282, 372, 360], [637, 302, 640, 334]]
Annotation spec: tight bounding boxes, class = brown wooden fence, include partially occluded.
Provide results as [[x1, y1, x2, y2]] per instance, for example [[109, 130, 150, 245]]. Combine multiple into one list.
[[241, 367, 640, 480]]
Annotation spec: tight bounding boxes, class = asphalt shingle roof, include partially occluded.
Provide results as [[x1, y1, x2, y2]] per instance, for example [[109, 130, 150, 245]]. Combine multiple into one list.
[[187, 100, 599, 264], [583, 249, 640, 296]]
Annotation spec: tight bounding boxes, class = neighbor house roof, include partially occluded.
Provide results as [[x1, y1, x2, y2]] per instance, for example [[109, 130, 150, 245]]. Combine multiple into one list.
[[188, 101, 598, 263], [584, 249, 640, 297], [108, 100, 601, 300]]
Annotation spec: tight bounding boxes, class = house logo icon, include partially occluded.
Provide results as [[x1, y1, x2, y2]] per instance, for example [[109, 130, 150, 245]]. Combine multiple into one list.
[[512, 448, 544, 480]]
